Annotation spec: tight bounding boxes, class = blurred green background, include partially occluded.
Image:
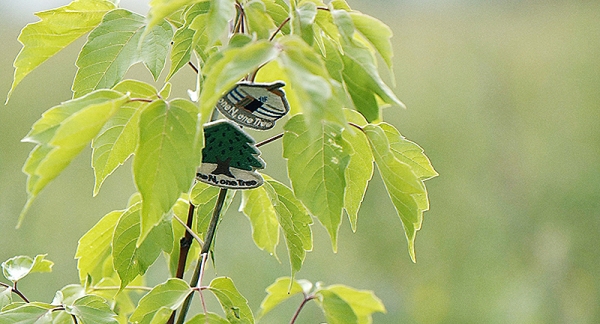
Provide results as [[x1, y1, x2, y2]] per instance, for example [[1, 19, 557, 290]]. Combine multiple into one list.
[[1, 0, 599, 323]]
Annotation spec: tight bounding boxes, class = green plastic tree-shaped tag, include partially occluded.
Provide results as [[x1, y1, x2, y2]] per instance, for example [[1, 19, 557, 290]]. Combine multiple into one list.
[[196, 120, 265, 189], [216, 81, 290, 130]]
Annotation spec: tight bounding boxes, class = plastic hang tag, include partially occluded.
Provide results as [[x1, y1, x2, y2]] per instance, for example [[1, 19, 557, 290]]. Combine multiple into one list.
[[196, 120, 265, 189], [216, 81, 290, 130]]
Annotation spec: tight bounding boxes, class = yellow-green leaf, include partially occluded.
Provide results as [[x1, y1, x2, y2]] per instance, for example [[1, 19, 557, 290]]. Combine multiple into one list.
[[317, 290, 358, 324], [20, 90, 127, 227], [72, 9, 172, 98], [283, 114, 348, 251], [199, 41, 279, 123], [263, 177, 313, 278], [1, 254, 53, 283], [364, 124, 426, 262], [342, 110, 374, 231], [277, 36, 345, 128], [7, 0, 115, 101], [326, 285, 386, 324], [258, 277, 304, 318], [208, 277, 254, 324], [241, 187, 280, 257], [130, 278, 192, 324], [380, 123, 438, 180], [76, 210, 122, 284], [133, 99, 201, 243], [92, 80, 158, 195]]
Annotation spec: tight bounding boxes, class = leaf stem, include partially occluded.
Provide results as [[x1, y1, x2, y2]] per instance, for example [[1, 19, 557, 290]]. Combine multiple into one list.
[[89, 285, 153, 292], [175, 188, 228, 324], [290, 294, 317, 324], [269, 17, 291, 41], [256, 133, 284, 148], [172, 209, 204, 248], [348, 122, 365, 132], [128, 98, 154, 103], [7, 282, 30, 303], [187, 61, 199, 75]]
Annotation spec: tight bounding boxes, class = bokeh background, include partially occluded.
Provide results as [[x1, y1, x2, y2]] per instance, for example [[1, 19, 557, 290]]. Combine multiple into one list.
[[1, 0, 599, 323]]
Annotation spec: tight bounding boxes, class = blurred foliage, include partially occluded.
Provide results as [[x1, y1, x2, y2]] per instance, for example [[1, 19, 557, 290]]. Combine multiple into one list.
[[1, 1, 599, 323]]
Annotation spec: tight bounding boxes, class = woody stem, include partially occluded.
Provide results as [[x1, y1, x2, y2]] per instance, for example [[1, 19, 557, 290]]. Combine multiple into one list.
[[175, 188, 228, 324]]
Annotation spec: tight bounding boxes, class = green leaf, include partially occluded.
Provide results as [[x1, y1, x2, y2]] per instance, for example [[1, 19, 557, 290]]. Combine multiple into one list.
[[76, 210, 121, 284], [133, 99, 201, 243], [245, 0, 277, 39], [332, 10, 403, 122], [264, 0, 290, 35], [283, 114, 349, 251], [0, 302, 54, 324], [364, 124, 426, 262], [349, 11, 394, 71], [112, 203, 173, 289], [92, 80, 158, 195], [52, 284, 85, 306], [240, 187, 280, 257], [380, 123, 438, 180], [20, 90, 127, 227], [190, 181, 220, 235], [276, 36, 345, 128], [147, 0, 202, 29], [199, 40, 279, 123], [263, 177, 313, 277], [258, 277, 304, 318], [208, 277, 254, 324], [139, 19, 173, 80], [2, 254, 53, 283], [130, 278, 192, 324], [292, 2, 317, 45], [190, 182, 236, 238], [6, 0, 115, 101], [167, 27, 195, 80], [72, 9, 172, 98], [0, 286, 12, 310], [317, 290, 359, 324], [66, 295, 118, 324], [186, 313, 230, 324], [206, 0, 236, 46], [325, 285, 386, 324], [342, 110, 374, 231]]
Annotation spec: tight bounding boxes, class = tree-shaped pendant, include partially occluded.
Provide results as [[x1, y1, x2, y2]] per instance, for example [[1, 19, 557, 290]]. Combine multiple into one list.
[[196, 120, 265, 189]]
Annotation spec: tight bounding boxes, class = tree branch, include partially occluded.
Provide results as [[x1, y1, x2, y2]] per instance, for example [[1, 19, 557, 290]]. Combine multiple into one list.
[[187, 61, 199, 75], [176, 188, 228, 324], [290, 294, 317, 324], [269, 17, 291, 41], [4, 282, 30, 303], [256, 133, 284, 148]]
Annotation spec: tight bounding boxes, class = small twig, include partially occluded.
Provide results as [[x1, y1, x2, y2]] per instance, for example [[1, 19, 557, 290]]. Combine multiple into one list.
[[89, 285, 152, 292], [316, 6, 330, 11], [11, 282, 30, 303], [128, 98, 154, 103], [197, 253, 209, 316], [290, 294, 317, 324], [348, 122, 365, 132], [172, 212, 204, 247], [269, 17, 291, 41], [176, 189, 228, 324], [188, 61, 199, 75], [256, 133, 284, 148]]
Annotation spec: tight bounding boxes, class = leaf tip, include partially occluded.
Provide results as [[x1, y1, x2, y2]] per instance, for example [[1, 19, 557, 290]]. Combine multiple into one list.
[[16, 196, 35, 229]]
